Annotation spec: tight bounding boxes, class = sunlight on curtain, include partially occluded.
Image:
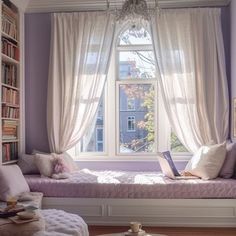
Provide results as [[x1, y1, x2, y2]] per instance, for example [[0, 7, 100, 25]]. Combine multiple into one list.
[[47, 12, 115, 153], [150, 8, 229, 153]]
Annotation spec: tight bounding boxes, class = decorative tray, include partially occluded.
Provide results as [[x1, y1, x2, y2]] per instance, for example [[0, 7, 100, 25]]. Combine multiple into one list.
[[0, 205, 25, 218]]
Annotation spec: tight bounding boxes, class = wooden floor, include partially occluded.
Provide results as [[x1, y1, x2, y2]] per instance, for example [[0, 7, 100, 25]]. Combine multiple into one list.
[[88, 226, 236, 236]]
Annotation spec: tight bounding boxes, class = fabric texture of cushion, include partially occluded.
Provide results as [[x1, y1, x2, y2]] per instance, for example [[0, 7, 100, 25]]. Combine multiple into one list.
[[17, 154, 39, 174], [35, 153, 55, 177], [0, 165, 30, 201], [219, 142, 236, 178], [185, 142, 227, 180]]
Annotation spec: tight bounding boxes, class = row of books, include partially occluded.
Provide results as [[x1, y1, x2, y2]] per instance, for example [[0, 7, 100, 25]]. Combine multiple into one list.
[[2, 14, 17, 40], [2, 119, 18, 140], [2, 37, 19, 61], [2, 63, 17, 87], [2, 142, 18, 162], [2, 106, 19, 119], [2, 87, 19, 105]]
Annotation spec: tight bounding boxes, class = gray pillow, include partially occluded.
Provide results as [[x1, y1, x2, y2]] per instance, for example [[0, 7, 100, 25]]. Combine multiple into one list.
[[219, 142, 236, 179], [17, 154, 39, 175]]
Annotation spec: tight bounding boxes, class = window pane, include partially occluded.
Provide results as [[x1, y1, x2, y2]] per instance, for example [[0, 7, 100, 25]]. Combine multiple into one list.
[[119, 84, 155, 153], [127, 116, 135, 131], [170, 132, 188, 153], [119, 51, 155, 79], [127, 98, 135, 110], [80, 97, 104, 152], [119, 27, 152, 45]]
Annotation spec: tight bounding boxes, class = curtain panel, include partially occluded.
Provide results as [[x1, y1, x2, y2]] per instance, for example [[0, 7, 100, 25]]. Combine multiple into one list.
[[150, 8, 229, 153], [47, 12, 115, 153]]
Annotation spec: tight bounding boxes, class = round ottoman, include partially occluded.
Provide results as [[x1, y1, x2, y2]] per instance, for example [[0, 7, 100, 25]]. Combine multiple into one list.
[[34, 209, 89, 236]]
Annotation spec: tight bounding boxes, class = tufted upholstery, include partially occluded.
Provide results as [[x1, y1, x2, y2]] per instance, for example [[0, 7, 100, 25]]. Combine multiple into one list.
[[34, 209, 89, 236]]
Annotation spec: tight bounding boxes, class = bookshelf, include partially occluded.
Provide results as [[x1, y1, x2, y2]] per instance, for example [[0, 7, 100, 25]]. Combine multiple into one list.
[[1, 0, 20, 165]]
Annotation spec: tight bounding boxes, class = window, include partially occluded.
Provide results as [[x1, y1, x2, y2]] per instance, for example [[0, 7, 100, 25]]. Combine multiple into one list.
[[127, 116, 135, 131], [127, 98, 135, 110], [70, 24, 189, 159], [96, 128, 104, 151], [78, 97, 105, 153]]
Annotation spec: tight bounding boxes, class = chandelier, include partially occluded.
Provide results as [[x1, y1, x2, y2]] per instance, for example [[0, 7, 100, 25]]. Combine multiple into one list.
[[116, 0, 150, 25]]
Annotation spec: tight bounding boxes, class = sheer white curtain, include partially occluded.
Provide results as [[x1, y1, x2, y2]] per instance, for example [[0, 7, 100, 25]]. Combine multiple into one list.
[[47, 12, 115, 153], [150, 8, 229, 153]]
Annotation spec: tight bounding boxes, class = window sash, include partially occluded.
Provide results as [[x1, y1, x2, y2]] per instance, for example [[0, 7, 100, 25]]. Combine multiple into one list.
[[116, 80, 158, 155]]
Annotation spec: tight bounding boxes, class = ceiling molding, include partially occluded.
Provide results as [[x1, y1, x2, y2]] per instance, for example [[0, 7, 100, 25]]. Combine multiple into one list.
[[11, 0, 30, 11], [26, 0, 231, 13]]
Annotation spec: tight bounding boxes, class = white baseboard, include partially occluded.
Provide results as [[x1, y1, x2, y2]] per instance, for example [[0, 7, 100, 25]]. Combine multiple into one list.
[[42, 197, 236, 227]]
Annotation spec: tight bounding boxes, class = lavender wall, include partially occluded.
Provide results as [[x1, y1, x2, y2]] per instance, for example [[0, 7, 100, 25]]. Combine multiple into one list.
[[25, 13, 51, 153], [24, 8, 231, 171]]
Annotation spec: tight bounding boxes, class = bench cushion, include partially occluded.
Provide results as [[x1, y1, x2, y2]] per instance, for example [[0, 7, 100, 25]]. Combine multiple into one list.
[[25, 169, 236, 199]]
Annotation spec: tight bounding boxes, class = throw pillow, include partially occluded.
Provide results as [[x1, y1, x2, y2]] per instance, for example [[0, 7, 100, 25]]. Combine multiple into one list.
[[34, 153, 55, 177], [33, 150, 78, 172], [60, 153, 78, 172], [219, 142, 236, 178], [0, 165, 30, 201], [52, 156, 70, 174], [185, 142, 227, 180], [17, 154, 39, 174]]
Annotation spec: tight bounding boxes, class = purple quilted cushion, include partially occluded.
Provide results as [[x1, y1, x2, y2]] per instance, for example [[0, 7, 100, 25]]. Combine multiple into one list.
[[219, 142, 236, 179]]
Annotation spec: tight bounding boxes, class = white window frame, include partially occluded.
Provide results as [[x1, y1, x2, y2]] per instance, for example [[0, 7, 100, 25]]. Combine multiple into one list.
[[71, 24, 191, 161]]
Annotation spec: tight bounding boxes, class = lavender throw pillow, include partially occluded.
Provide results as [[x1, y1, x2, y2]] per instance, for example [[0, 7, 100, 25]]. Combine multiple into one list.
[[0, 165, 30, 201], [17, 154, 39, 174], [219, 142, 236, 178]]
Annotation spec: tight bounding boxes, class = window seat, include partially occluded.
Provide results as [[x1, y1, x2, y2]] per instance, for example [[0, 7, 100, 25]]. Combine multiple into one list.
[[25, 169, 236, 199], [24, 169, 236, 227]]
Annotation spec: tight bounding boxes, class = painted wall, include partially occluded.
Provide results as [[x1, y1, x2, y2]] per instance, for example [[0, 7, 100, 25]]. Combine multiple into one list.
[[24, 8, 231, 171], [25, 13, 51, 153]]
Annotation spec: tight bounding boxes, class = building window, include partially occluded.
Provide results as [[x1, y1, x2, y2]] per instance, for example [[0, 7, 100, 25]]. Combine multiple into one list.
[[96, 128, 103, 151], [127, 116, 135, 131], [69, 25, 189, 159], [127, 98, 135, 110]]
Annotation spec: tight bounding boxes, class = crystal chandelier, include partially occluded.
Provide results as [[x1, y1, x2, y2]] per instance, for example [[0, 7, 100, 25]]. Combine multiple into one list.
[[116, 0, 150, 25]]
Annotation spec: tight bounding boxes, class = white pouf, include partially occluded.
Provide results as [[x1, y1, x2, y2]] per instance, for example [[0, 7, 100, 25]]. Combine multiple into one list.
[[34, 209, 89, 236]]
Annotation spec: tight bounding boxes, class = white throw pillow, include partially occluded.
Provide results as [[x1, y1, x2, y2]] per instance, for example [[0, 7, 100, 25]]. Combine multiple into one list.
[[0, 165, 30, 201], [35, 153, 55, 177], [185, 142, 227, 180]]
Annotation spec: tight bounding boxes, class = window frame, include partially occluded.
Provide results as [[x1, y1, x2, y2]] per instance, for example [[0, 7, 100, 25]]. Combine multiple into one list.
[[71, 24, 191, 161]]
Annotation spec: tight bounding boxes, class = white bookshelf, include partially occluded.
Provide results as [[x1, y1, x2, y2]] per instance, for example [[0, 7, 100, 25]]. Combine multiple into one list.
[[1, 0, 20, 165]]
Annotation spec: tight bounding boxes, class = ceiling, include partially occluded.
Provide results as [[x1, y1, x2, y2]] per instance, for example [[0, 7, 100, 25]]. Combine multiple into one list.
[[14, 0, 231, 13]]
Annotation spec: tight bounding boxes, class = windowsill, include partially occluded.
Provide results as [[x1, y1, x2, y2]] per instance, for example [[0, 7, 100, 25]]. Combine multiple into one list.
[[73, 154, 192, 162]]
